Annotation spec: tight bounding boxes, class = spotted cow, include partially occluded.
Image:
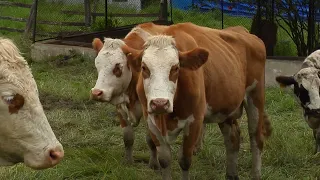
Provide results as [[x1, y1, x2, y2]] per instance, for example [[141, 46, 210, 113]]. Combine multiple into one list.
[[276, 49, 320, 154], [0, 37, 64, 169], [121, 23, 272, 180]]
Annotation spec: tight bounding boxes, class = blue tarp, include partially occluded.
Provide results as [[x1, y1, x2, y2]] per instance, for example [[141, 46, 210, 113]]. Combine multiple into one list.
[[172, 0, 320, 22]]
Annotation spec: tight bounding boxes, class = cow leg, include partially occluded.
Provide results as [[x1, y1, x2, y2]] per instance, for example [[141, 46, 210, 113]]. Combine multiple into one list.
[[146, 132, 160, 170], [219, 120, 240, 180], [118, 110, 134, 164], [193, 123, 206, 155], [179, 120, 202, 180], [148, 128, 172, 180], [158, 144, 172, 180], [313, 127, 320, 154], [244, 83, 266, 180]]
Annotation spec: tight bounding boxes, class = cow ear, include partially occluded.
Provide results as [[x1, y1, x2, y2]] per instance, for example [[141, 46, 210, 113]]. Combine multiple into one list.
[[179, 47, 209, 70], [92, 38, 104, 54], [121, 45, 143, 72], [275, 75, 296, 88]]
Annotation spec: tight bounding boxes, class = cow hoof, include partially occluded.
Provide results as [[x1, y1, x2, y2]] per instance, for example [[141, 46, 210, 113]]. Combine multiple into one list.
[[148, 159, 160, 170], [226, 175, 239, 180], [122, 157, 134, 165], [193, 147, 202, 155]]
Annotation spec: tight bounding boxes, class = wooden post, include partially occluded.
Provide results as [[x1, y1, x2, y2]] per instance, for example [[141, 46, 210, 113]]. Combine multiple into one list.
[[24, 0, 36, 36], [84, 0, 91, 27]]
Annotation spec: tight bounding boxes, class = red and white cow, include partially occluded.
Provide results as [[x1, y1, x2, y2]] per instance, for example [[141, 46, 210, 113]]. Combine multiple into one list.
[[121, 23, 272, 180], [90, 23, 169, 168], [0, 37, 64, 169]]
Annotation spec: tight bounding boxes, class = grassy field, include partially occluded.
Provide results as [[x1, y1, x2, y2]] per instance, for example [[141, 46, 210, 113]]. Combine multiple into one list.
[[0, 35, 319, 179]]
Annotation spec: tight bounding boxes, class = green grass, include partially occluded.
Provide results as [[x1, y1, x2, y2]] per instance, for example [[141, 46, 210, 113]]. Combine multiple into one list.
[[0, 36, 319, 179]]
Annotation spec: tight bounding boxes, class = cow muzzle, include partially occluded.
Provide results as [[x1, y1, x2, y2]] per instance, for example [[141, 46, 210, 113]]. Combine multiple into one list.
[[149, 98, 170, 114], [90, 88, 112, 102], [305, 108, 320, 118], [24, 143, 64, 170]]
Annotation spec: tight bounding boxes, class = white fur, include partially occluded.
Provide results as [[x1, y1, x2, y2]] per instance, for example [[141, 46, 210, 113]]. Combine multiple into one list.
[[142, 35, 179, 113], [301, 50, 320, 69], [92, 38, 132, 105], [294, 67, 320, 110], [148, 114, 195, 145], [0, 37, 63, 169]]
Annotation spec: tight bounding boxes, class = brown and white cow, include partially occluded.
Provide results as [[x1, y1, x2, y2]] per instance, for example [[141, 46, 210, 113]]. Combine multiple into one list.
[[121, 23, 272, 180], [0, 37, 64, 169], [90, 23, 170, 168], [276, 49, 320, 154]]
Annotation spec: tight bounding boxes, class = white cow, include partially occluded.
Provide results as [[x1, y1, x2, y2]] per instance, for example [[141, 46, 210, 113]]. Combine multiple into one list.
[[0, 37, 64, 169]]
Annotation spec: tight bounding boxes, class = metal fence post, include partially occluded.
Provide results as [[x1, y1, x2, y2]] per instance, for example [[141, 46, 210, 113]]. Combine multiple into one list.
[[160, 0, 168, 21], [170, 0, 173, 22], [307, 0, 315, 53], [105, 0, 108, 29], [221, 0, 224, 29], [84, 0, 91, 27]]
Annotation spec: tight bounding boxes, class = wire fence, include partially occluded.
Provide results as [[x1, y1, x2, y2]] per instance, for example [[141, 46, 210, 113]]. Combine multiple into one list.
[[171, 0, 320, 57], [1, 0, 319, 57], [32, 0, 163, 41]]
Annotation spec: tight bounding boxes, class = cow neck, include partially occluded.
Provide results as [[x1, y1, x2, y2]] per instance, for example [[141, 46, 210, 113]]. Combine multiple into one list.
[[122, 35, 145, 112], [124, 69, 139, 112]]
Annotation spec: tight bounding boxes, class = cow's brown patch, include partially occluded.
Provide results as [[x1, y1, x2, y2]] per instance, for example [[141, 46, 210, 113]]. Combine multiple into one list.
[[141, 62, 150, 79], [113, 63, 122, 77], [121, 45, 143, 72], [6, 94, 25, 114], [169, 64, 179, 82], [178, 48, 209, 70]]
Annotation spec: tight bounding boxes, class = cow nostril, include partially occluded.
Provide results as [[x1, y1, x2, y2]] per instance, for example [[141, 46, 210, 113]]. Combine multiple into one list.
[[92, 89, 103, 97], [49, 150, 58, 160], [150, 98, 169, 108], [48, 148, 64, 163], [96, 91, 102, 96]]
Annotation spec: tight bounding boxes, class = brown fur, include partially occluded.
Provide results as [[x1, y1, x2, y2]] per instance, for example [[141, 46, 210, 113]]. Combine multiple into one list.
[[92, 38, 103, 54], [126, 23, 208, 178], [113, 63, 122, 77], [8, 94, 25, 114], [166, 22, 270, 148], [127, 22, 270, 178]]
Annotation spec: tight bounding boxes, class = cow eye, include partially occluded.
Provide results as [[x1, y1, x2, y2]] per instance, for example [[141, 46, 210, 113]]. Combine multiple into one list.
[[141, 65, 146, 71], [2, 95, 14, 104], [113, 63, 122, 77]]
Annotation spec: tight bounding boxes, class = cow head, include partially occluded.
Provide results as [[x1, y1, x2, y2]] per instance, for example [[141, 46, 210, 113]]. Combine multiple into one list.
[[121, 35, 209, 114], [90, 38, 132, 105], [276, 68, 320, 119], [0, 38, 64, 169]]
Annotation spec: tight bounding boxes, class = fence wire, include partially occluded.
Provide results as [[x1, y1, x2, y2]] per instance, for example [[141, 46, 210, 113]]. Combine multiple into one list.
[[2, 0, 317, 57], [34, 0, 161, 41], [171, 0, 320, 56]]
